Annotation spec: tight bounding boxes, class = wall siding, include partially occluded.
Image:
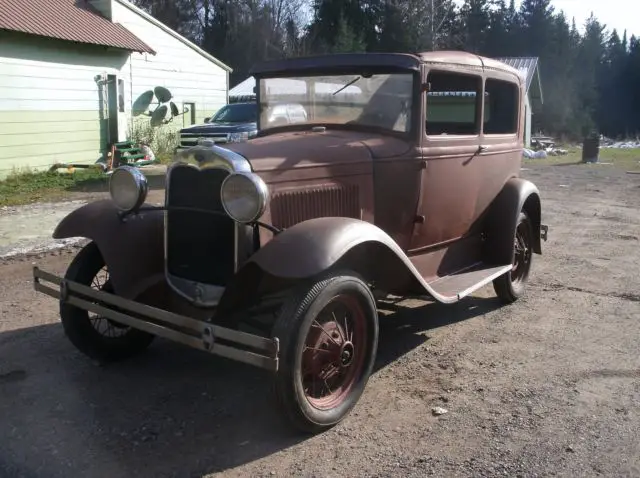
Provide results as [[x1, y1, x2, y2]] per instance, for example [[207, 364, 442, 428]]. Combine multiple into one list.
[[0, 34, 128, 176], [0, 3, 229, 177]]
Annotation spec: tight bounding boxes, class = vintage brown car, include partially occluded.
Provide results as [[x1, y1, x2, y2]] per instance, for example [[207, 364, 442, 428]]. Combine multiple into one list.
[[33, 51, 548, 434]]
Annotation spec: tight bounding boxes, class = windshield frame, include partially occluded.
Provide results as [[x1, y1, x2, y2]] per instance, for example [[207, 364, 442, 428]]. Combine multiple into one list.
[[254, 67, 421, 139], [209, 103, 257, 124]]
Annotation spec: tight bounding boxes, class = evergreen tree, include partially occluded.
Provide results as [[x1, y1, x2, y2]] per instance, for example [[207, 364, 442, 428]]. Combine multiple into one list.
[[574, 14, 606, 135], [332, 13, 366, 53], [458, 0, 491, 53]]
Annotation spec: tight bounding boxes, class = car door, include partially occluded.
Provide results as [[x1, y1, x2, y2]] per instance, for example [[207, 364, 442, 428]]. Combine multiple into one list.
[[409, 67, 484, 253]]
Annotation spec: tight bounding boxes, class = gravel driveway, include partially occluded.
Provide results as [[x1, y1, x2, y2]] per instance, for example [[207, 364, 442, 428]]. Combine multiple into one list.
[[0, 190, 164, 259], [1, 163, 639, 477]]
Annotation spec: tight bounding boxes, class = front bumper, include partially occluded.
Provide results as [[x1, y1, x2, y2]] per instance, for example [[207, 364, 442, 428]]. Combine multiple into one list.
[[33, 267, 279, 372]]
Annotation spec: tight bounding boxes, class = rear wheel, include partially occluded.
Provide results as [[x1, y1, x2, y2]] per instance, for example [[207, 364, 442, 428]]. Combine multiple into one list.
[[493, 211, 534, 303], [272, 272, 379, 434], [60, 242, 155, 363]]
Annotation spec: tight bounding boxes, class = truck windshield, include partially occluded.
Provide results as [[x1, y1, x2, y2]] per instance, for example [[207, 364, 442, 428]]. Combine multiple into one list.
[[210, 103, 257, 123], [258, 73, 414, 134]]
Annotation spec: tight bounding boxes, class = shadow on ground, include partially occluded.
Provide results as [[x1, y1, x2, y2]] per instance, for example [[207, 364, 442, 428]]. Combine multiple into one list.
[[0, 296, 500, 477], [550, 160, 583, 167]]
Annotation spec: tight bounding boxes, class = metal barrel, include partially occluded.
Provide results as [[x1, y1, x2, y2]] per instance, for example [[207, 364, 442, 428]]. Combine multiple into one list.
[[582, 136, 600, 163]]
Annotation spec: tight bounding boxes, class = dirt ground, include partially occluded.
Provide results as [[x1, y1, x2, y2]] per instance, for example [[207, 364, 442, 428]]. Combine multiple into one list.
[[1, 162, 639, 478]]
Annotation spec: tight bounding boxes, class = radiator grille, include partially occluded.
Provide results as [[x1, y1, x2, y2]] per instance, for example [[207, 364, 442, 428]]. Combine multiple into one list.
[[270, 184, 360, 229], [165, 165, 235, 287]]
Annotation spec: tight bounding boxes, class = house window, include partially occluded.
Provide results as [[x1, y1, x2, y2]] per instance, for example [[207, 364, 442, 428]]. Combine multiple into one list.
[[425, 71, 481, 136], [117, 79, 125, 113], [183, 103, 196, 126], [483, 79, 519, 135]]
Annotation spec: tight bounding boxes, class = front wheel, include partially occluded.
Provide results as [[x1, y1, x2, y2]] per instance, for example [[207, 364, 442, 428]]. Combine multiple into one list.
[[493, 211, 534, 303], [272, 272, 379, 434], [60, 242, 155, 363]]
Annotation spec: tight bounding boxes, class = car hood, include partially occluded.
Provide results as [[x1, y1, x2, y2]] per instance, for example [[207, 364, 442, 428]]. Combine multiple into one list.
[[225, 129, 413, 175], [180, 122, 257, 135]]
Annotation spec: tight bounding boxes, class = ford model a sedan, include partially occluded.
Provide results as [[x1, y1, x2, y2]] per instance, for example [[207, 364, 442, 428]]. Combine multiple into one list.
[[33, 51, 548, 433]]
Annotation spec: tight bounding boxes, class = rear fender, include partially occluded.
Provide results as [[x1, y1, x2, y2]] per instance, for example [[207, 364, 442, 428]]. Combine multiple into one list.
[[483, 178, 543, 266], [53, 200, 165, 300], [216, 217, 460, 316]]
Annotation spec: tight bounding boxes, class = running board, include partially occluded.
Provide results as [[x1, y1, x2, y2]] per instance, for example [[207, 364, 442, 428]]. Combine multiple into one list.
[[427, 263, 512, 301]]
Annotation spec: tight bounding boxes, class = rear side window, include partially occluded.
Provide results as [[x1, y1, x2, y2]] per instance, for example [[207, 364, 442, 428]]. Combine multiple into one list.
[[425, 71, 481, 136], [483, 79, 519, 135]]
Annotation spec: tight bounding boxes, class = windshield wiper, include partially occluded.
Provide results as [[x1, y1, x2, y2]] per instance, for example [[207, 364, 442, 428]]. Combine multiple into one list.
[[333, 76, 361, 96]]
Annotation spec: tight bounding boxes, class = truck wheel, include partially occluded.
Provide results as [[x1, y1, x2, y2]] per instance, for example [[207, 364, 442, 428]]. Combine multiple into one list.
[[60, 242, 155, 363], [272, 272, 379, 434], [493, 211, 534, 304]]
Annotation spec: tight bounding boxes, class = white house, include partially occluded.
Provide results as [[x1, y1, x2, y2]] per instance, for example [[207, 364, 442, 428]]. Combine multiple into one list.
[[496, 57, 543, 148], [0, 0, 231, 176]]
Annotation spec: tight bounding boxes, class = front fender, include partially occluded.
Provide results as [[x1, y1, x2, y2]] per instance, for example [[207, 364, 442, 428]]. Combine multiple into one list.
[[54, 200, 165, 300], [244, 217, 459, 304], [483, 177, 543, 266]]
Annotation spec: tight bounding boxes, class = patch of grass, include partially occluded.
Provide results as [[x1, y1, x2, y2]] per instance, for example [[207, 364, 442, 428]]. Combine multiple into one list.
[[0, 168, 108, 207], [524, 146, 640, 171]]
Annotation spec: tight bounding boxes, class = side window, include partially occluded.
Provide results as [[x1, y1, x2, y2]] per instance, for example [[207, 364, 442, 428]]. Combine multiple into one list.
[[425, 71, 481, 136], [484, 79, 518, 135]]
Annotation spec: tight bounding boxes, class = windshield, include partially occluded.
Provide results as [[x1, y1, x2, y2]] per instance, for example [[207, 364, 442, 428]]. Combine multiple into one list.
[[258, 73, 414, 134], [210, 103, 257, 123]]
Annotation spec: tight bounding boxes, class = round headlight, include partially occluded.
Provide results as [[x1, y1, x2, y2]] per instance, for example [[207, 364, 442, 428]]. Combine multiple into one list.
[[109, 166, 148, 212], [220, 172, 268, 223]]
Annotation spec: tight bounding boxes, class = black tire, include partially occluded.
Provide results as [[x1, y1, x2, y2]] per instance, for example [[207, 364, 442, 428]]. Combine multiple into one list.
[[272, 272, 379, 434], [60, 242, 155, 363], [493, 211, 534, 304]]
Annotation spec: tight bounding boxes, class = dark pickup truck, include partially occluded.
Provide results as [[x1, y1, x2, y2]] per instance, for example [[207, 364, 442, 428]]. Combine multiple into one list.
[[177, 101, 307, 152]]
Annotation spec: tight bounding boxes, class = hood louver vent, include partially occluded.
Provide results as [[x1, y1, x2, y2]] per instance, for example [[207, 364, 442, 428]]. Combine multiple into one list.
[[270, 184, 361, 229]]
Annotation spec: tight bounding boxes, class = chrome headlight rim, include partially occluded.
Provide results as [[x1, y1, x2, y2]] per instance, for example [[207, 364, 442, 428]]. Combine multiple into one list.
[[108, 165, 148, 213], [220, 172, 269, 224]]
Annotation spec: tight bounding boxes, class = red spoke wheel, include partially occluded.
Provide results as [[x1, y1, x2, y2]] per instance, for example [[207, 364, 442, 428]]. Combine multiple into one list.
[[60, 242, 155, 363], [272, 272, 379, 434], [493, 211, 534, 304]]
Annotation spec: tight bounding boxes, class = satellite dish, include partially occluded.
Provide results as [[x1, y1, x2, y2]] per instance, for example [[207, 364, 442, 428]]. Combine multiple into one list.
[[170, 101, 179, 117], [154, 86, 172, 103], [150, 105, 168, 127], [132, 90, 154, 116]]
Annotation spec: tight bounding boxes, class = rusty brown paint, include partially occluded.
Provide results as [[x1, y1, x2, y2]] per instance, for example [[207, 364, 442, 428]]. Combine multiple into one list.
[[223, 51, 538, 289], [47, 50, 543, 309], [52, 200, 166, 301]]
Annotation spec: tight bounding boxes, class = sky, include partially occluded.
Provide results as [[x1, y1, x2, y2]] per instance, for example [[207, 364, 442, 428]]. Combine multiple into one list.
[[549, 0, 639, 37]]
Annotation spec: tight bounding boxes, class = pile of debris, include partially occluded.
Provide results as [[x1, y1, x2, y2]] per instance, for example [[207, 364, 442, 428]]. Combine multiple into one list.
[[600, 136, 640, 149], [523, 135, 569, 159]]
